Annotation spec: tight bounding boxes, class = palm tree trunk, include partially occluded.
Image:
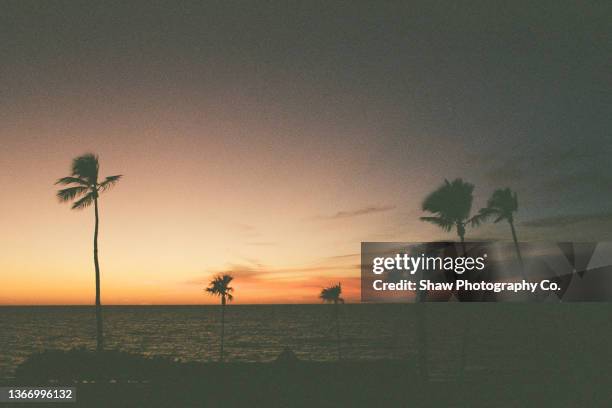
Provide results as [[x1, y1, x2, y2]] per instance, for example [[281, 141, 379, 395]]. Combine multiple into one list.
[[457, 222, 467, 256], [220, 296, 225, 362], [335, 301, 341, 360], [93, 195, 103, 352], [509, 220, 526, 278], [456, 223, 469, 378], [459, 234, 467, 256]]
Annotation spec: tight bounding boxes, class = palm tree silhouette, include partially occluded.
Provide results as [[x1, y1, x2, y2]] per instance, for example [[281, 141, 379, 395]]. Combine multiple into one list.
[[55, 154, 122, 352], [320, 283, 344, 360], [206, 274, 234, 362], [477, 188, 526, 277], [420, 178, 481, 255], [420, 179, 481, 377]]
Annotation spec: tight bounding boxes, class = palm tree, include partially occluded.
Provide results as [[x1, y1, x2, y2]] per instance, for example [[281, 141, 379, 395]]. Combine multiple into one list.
[[420, 178, 481, 256], [320, 283, 344, 360], [55, 153, 122, 352], [205, 274, 234, 362], [420, 179, 480, 378], [477, 188, 526, 277]]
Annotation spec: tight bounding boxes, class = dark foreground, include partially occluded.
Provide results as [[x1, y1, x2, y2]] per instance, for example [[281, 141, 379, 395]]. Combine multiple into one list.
[[3, 349, 609, 407]]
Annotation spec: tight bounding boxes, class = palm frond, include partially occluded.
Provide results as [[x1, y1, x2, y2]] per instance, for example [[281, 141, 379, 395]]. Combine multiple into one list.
[[56, 186, 89, 202], [71, 154, 99, 183], [467, 214, 484, 228], [98, 175, 123, 192], [320, 283, 343, 303], [487, 188, 517, 214], [470, 208, 497, 226], [71, 192, 95, 210], [55, 176, 89, 186], [205, 274, 234, 299], [476, 207, 496, 220], [420, 216, 454, 232], [421, 178, 474, 223], [478, 188, 519, 225]]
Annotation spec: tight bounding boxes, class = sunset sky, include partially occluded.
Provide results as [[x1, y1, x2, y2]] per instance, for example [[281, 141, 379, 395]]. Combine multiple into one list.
[[1, 2, 610, 304]]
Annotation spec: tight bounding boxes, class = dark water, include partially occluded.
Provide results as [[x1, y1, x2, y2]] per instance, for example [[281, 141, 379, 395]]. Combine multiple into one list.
[[1, 304, 610, 380]]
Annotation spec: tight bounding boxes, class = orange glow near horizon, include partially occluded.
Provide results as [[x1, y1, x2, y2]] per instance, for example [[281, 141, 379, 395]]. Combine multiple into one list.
[[1, 247, 363, 305], [0, 106, 451, 305]]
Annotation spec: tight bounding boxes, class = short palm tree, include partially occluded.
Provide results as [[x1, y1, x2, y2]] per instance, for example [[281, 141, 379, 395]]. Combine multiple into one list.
[[477, 188, 525, 275], [320, 283, 344, 360], [420, 178, 481, 255], [205, 274, 234, 362], [55, 153, 122, 352]]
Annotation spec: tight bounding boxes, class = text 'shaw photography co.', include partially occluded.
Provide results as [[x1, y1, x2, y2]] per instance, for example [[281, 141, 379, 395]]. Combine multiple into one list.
[[1, 1, 611, 407]]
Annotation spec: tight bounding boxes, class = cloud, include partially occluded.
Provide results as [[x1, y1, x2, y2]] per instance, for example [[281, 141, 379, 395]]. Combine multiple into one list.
[[314, 205, 395, 220], [185, 262, 359, 285], [325, 253, 360, 260], [522, 212, 612, 228]]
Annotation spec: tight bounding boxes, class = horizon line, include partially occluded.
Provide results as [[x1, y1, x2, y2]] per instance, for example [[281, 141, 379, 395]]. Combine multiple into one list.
[[0, 302, 361, 307]]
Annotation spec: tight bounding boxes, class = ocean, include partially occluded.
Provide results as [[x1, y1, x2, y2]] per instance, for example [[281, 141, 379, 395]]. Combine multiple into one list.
[[1, 304, 610, 381]]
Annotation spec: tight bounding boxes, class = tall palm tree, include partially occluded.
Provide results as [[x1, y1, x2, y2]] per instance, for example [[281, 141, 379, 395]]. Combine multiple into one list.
[[205, 274, 234, 362], [477, 188, 526, 276], [55, 154, 122, 352], [420, 178, 481, 255], [420, 179, 480, 378], [320, 283, 344, 360]]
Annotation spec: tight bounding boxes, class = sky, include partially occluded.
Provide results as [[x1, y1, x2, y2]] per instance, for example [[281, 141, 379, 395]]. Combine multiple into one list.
[[1, 1, 611, 304]]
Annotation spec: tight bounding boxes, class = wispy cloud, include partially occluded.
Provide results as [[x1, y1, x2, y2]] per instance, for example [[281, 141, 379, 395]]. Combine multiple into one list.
[[325, 253, 360, 260], [185, 264, 360, 285], [185, 261, 359, 285], [314, 205, 395, 220]]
